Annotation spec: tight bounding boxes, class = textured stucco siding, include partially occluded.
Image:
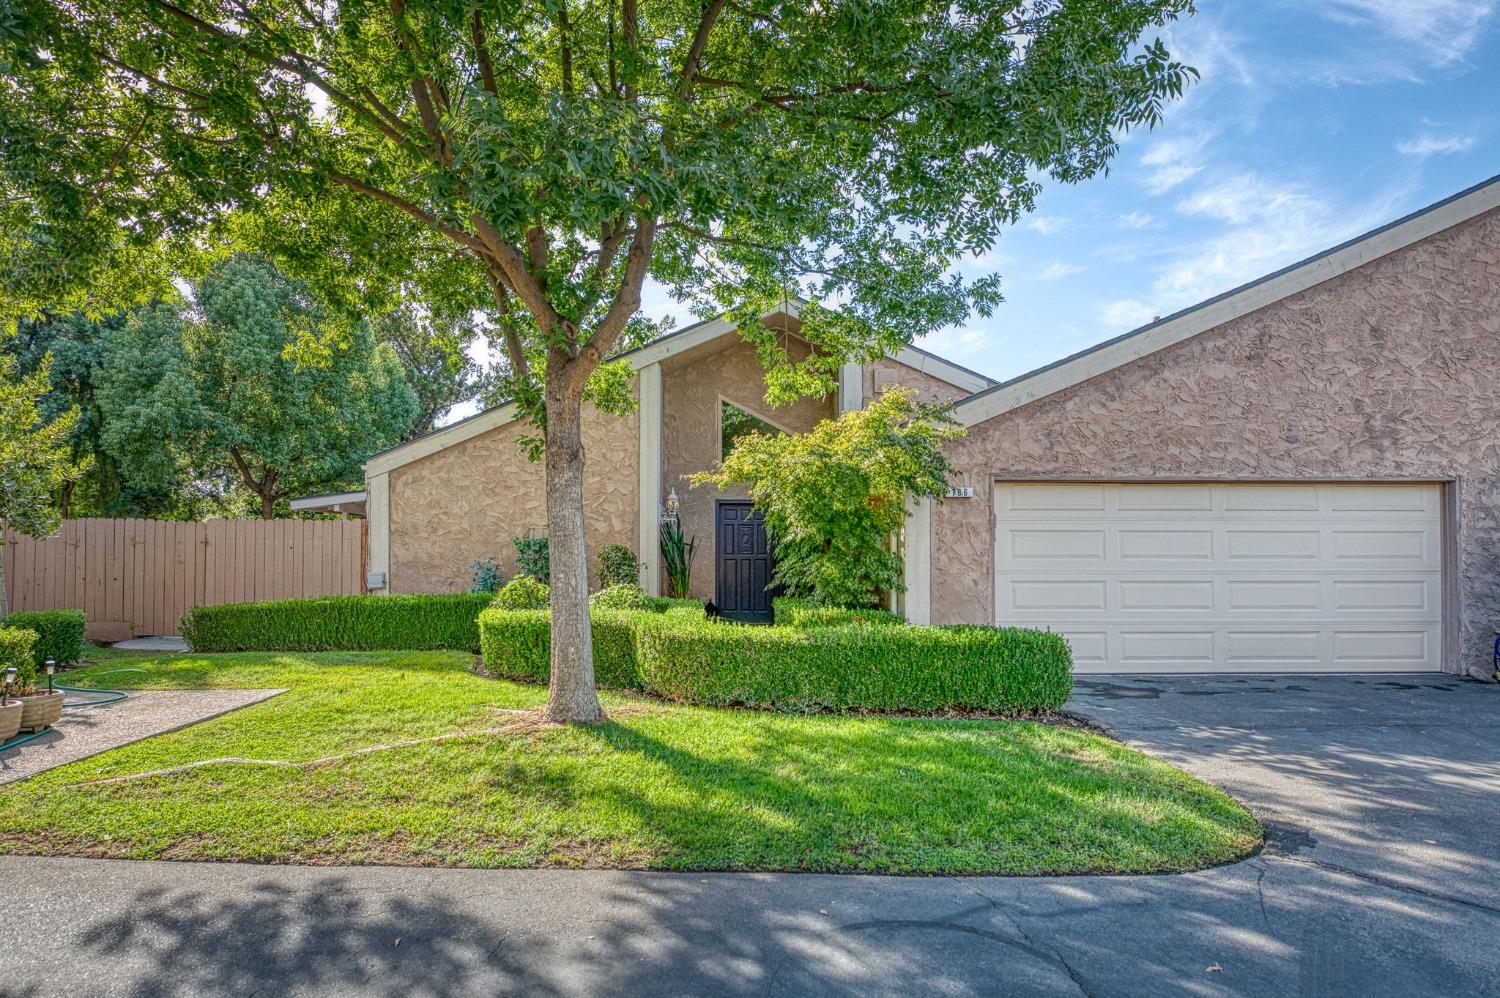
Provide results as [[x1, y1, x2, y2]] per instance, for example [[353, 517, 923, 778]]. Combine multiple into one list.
[[388, 397, 639, 594], [663, 336, 835, 599], [864, 357, 973, 405], [931, 205, 1500, 676]]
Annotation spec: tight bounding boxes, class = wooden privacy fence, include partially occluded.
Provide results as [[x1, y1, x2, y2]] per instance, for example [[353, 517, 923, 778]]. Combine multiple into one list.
[[2, 518, 367, 640]]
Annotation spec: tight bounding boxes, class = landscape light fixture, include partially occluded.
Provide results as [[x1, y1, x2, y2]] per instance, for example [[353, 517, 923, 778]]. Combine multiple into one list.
[[44, 658, 55, 693], [1, 665, 14, 705]]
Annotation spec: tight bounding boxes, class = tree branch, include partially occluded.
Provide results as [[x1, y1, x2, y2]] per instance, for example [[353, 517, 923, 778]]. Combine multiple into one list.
[[471, 11, 498, 94], [324, 171, 485, 253], [679, 0, 727, 96]]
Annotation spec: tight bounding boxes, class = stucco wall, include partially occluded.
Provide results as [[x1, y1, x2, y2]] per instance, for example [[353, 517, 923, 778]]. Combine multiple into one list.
[[931, 205, 1500, 676], [388, 397, 639, 594], [662, 336, 835, 599], [864, 357, 973, 405]]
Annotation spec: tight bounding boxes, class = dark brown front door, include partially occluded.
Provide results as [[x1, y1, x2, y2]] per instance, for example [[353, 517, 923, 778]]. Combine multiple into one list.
[[715, 502, 774, 623]]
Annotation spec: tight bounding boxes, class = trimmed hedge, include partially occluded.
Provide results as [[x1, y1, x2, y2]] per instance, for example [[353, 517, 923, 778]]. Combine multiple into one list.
[[772, 598, 904, 629], [7, 610, 87, 668], [479, 607, 1072, 714], [1, 626, 38, 691], [181, 593, 494, 652], [478, 598, 702, 689]]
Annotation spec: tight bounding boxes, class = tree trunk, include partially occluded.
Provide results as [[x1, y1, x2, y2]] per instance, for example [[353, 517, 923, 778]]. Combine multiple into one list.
[[542, 386, 604, 723], [259, 490, 275, 519]]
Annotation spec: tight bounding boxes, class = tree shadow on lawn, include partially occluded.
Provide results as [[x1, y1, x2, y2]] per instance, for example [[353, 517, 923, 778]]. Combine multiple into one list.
[[557, 714, 1258, 873]]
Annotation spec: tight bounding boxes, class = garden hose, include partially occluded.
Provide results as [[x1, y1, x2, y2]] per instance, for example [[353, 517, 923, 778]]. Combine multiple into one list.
[[0, 668, 141, 751]]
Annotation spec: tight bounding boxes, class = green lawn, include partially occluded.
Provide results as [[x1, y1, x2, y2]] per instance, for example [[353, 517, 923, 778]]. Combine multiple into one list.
[[0, 648, 1261, 874]]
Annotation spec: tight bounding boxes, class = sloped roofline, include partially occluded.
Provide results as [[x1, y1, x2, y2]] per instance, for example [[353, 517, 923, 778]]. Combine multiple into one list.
[[955, 172, 1500, 428], [365, 300, 997, 477]]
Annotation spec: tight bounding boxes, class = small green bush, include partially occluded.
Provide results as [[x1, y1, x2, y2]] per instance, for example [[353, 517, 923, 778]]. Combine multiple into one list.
[[597, 545, 639, 588], [181, 593, 493, 653], [490, 576, 550, 610], [7, 609, 87, 667], [772, 598, 904, 629], [469, 557, 505, 594], [0, 626, 39, 694], [478, 605, 1071, 713], [512, 536, 550, 583], [590, 583, 650, 610]]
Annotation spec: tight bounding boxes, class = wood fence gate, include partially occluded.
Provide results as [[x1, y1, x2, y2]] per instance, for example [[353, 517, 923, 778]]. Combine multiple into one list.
[[1, 518, 366, 640]]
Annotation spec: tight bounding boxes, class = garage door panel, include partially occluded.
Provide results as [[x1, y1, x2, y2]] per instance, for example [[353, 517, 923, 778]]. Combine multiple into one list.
[[1118, 529, 1215, 560], [994, 482, 1442, 674], [1223, 484, 1321, 511]]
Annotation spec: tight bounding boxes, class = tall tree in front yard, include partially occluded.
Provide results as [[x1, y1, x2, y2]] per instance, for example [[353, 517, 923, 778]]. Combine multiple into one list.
[[94, 254, 419, 519], [0, 353, 88, 619], [3, 0, 1197, 721]]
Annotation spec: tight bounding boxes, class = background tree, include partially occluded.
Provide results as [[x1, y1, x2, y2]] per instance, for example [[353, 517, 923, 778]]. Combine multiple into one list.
[[94, 253, 419, 519], [4, 0, 1196, 721], [695, 388, 961, 608], [0, 353, 88, 619], [3, 312, 204, 517], [373, 305, 497, 439]]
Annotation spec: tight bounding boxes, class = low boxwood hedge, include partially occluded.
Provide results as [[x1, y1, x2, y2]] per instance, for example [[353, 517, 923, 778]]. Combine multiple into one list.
[[771, 598, 905, 629], [6, 609, 87, 667], [478, 607, 1071, 714], [181, 593, 494, 653]]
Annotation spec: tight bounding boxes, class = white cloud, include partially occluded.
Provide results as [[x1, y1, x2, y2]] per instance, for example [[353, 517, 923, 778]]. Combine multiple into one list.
[[919, 323, 991, 362], [1036, 261, 1083, 281], [1396, 131, 1478, 157], [1152, 172, 1405, 305], [1116, 211, 1159, 230], [1138, 133, 1214, 194], [1312, 0, 1498, 66], [1028, 215, 1065, 235], [1098, 299, 1159, 332]]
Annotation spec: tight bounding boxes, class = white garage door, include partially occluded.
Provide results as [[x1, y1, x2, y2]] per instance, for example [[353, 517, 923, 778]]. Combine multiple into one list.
[[994, 482, 1443, 673]]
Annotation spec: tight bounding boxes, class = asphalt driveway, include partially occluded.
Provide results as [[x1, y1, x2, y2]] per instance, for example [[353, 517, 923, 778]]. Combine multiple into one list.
[[1, 674, 1496, 997]]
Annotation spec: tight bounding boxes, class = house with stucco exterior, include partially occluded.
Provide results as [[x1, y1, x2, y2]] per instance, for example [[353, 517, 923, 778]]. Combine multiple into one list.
[[311, 174, 1500, 679]]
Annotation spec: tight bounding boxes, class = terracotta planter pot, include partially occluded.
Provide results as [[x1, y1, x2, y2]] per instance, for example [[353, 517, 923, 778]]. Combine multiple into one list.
[[18, 690, 64, 732], [0, 700, 21, 743]]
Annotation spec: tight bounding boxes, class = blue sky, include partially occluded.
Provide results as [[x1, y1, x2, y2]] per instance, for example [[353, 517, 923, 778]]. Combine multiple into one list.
[[644, 0, 1500, 384]]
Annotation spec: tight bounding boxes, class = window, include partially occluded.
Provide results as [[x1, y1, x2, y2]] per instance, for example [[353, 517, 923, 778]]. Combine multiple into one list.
[[721, 400, 782, 458]]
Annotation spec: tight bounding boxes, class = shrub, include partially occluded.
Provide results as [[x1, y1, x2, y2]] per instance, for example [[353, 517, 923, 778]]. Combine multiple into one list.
[[638, 619, 1071, 713], [478, 605, 1071, 713], [490, 575, 550, 611], [0, 626, 39, 695], [478, 608, 648, 690], [7, 609, 87, 667], [659, 517, 697, 598], [180, 593, 493, 653], [512, 536, 550, 583], [590, 583, 650, 611], [597, 545, 639, 588], [772, 598, 903, 629], [469, 557, 505, 594]]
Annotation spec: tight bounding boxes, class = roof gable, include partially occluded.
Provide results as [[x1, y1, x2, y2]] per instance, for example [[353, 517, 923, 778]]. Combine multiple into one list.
[[956, 173, 1500, 428]]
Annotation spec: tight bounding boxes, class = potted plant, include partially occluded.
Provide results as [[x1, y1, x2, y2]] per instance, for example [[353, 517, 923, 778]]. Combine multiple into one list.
[[17, 656, 64, 733]]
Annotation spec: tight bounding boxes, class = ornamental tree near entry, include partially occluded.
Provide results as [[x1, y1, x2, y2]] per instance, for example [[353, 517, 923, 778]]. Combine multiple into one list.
[[3, 1, 1197, 722], [695, 388, 962, 608]]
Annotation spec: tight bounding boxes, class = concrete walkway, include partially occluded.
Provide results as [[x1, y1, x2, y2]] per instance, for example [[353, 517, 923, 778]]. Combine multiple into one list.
[[0, 688, 282, 785], [111, 635, 191, 652], [0, 675, 1494, 996]]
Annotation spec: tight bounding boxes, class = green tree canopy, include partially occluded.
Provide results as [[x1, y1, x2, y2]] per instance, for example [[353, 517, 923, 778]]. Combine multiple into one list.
[[94, 253, 419, 518], [695, 387, 963, 608], [2, 0, 1197, 720], [373, 305, 499, 439]]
